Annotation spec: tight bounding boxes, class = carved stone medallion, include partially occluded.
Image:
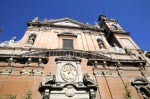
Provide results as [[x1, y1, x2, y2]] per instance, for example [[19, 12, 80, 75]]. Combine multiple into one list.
[[61, 64, 77, 82], [65, 85, 75, 97]]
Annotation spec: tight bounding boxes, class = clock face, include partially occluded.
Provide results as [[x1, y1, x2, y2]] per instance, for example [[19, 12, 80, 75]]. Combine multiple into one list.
[[61, 64, 77, 82]]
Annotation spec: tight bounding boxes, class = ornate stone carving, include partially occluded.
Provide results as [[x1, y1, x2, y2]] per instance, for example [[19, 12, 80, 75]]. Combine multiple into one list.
[[139, 62, 145, 69], [94, 22, 100, 29], [28, 37, 34, 45], [141, 70, 150, 76], [0, 68, 12, 75], [25, 58, 32, 66], [39, 72, 98, 99], [32, 17, 39, 22], [7, 57, 14, 66], [83, 73, 97, 99], [93, 70, 103, 76], [43, 89, 50, 99], [20, 69, 32, 75], [27, 34, 36, 46], [116, 61, 122, 68], [38, 58, 43, 67], [102, 70, 112, 76], [65, 85, 75, 97], [99, 15, 117, 22], [118, 70, 126, 77], [103, 61, 107, 68], [145, 51, 150, 58], [113, 43, 125, 53], [0, 37, 17, 47], [54, 20, 81, 27], [32, 69, 43, 76], [41, 73, 56, 86], [131, 78, 150, 99], [125, 48, 132, 54], [57, 32, 77, 37], [61, 63, 77, 82], [94, 69, 112, 77], [97, 37, 105, 49], [83, 73, 97, 86], [94, 61, 98, 68]]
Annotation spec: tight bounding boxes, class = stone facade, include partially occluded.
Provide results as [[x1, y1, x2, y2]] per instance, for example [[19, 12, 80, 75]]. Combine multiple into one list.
[[0, 15, 150, 99]]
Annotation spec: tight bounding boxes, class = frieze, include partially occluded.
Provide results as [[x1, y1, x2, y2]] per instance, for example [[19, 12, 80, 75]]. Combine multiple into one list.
[[32, 69, 43, 76], [93, 69, 112, 77], [118, 70, 126, 77], [0, 68, 12, 75], [21, 49, 110, 60], [20, 69, 32, 75]]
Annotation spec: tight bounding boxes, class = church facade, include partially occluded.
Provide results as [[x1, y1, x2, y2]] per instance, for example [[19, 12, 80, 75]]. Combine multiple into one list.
[[0, 15, 150, 99]]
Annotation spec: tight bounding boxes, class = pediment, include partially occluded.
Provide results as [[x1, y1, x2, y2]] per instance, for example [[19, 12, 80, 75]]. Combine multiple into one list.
[[28, 17, 92, 29], [50, 18, 91, 28], [53, 20, 81, 27]]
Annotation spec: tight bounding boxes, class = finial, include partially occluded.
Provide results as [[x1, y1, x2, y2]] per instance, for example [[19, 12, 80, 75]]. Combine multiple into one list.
[[32, 17, 39, 22], [94, 21, 100, 29]]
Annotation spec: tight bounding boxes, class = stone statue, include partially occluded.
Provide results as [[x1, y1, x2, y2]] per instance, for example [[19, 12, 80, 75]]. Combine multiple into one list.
[[32, 17, 39, 22], [28, 37, 34, 45], [28, 37, 33, 45], [94, 22, 100, 29], [10, 37, 16, 42], [99, 43, 105, 49]]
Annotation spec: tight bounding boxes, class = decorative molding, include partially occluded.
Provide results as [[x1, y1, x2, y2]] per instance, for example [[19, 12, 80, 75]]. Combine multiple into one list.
[[118, 70, 126, 77], [102, 61, 107, 68], [39, 73, 97, 99], [145, 51, 150, 58], [32, 69, 43, 76], [141, 70, 150, 76], [38, 58, 43, 67], [57, 32, 78, 37], [93, 70, 103, 76], [93, 69, 112, 77], [131, 77, 150, 99], [102, 70, 112, 76], [41, 73, 55, 86], [20, 69, 32, 75], [55, 56, 81, 62], [65, 85, 75, 97], [83, 30, 90, 33], [25, 58, 32, 66], [7, 57, 15, 66], [54, 21, 80, 27], [0, 37, 18, 48], [83, 73, 97, 99], [0, 67, 44, 76], [0, 68, 12, 75]]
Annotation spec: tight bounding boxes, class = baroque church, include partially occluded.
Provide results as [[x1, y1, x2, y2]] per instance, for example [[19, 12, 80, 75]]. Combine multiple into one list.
[[0, 15, 150, 99]]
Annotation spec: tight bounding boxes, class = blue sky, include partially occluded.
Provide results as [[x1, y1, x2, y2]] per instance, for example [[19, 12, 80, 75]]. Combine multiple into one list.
[[0, 0, 150, 50]]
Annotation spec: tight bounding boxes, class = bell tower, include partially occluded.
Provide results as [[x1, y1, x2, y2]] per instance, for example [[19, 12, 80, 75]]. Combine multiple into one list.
[[98, 15, 126, 34], [98, 15, 139, 50]]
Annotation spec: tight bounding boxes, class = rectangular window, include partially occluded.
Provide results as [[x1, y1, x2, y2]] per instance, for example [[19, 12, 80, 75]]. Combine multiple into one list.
[[63, 39, 73, 49], [121, 38, 135, 49]]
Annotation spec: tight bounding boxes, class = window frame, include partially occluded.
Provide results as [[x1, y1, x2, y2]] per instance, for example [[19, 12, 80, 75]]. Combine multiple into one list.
[[62, 39, 74, 49]]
